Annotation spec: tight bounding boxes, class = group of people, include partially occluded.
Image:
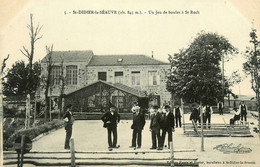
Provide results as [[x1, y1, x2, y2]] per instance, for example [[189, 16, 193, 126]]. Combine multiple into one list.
[[62, 101, 248, 150], [230, 101, 248, 125], [189, 103, 214, 128], [101, 103, 182, 150]]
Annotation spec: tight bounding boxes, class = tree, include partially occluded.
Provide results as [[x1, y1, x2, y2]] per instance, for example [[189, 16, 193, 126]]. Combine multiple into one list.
[[0, 54, 9, 167], [58, 57, 66, 119], [167, 32, 236, 105], [20, 14, 43, 94], [167, 32, 236, 151], [41, 45, 54, 121], [2, 61, 41, 96], [243, 28, 260, 133]]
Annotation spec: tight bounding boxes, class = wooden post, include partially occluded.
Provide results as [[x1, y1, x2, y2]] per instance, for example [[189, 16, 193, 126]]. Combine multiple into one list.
[[200, 101, 204, 152], [33, 94, 37, 127], [70, 138, 76, 167], [20, 135, 25, 167], [25, 94, 30, 129], [49, 90, 52, 121], [180, 98, 185, 132], [0, 79, 3, 167], [170, 141, 174, 167], [17, 153, 20, 167]]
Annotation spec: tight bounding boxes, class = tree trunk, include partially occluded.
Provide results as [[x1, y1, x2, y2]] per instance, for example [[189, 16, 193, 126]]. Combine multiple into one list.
[[200, 100, 204, 152], [0, 76, 4, 166]]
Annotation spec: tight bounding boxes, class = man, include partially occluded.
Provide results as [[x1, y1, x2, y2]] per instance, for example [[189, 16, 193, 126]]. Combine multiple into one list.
[[149, 105, 162, 150], [63, 104, 74, 150], [130, 106, 146, 149], [173, 105, 182, 128], [160, 105, 175, 149], [203, 104, 213, 128], [218, 101, 224, 115], [190, 103, 200, 124], [239, 101, 247, 122], [101, 106, 120, 149]]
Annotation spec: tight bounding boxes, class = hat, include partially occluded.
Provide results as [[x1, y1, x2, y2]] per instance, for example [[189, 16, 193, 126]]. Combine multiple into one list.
[[164, 105, 170, 109], [108, 102, 116, 109], [66, 104, 72, 109], [133, 106, 140, 111], [152, 105, 159, 109]]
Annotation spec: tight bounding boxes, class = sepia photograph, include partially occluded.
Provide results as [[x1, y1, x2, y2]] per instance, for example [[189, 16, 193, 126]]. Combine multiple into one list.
[[0, 0, 260, 166]]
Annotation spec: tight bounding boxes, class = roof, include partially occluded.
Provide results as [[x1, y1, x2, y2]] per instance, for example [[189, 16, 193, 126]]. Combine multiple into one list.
[[88, 55, 170, 66], [41, 50, 94, 63], [65, 80, 147, 98]]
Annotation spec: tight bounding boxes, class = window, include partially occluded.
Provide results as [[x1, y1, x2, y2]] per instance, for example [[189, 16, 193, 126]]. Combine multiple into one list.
[[66, 65, 77, 85], [131, 71, 140, 86], [51, 66, 61, 85], [114, 72, 123, 83], [98, 72, 107, 81], [112, 96, 124, 108], [148, 71, 158, 86]]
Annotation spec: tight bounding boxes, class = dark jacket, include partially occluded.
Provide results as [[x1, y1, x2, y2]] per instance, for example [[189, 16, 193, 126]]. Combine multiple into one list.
[[101, 111, 120, 128], [160, 112, 175, 130], [150, 112, 161, 131], [131, 112, 146, 130], [190, 108, 200, 120], [63, 110, 74, 129]]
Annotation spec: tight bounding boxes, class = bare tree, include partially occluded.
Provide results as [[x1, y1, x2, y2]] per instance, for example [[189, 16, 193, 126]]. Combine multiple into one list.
[[0, 54, 10, 166], [41, 45, 54, 121], [20, 14, 43, 93], [58, 56, 66, 119]]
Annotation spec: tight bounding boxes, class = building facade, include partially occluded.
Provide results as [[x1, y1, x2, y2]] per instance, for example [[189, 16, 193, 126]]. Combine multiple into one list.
[[40, 51, 171, 112]]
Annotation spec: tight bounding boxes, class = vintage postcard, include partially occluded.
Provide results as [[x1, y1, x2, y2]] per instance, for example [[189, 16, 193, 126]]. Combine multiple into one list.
[[1, 0, 260, 166]]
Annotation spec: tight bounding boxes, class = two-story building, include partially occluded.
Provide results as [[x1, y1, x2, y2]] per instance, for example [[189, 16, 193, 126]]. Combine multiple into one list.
[[40, 50, 171, 113]]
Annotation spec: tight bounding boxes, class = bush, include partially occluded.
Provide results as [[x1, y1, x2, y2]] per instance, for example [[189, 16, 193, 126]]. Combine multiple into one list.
[[3, 119, 64, 150]]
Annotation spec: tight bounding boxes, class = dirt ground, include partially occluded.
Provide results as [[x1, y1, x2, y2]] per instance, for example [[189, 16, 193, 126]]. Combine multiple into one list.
[[4, 112, 260, 167]]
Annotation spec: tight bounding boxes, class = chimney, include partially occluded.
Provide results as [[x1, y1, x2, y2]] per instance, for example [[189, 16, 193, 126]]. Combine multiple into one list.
[[152, 51, 154, 58]]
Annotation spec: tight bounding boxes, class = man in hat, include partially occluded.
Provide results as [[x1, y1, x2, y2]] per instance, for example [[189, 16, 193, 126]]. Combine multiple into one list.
[[130, 106, 146, 149], [203, 104, 213, 128], [174, 105, 182, 128], [101, 105, 121, 149], [239, 101, 248, 122], [217, 101, 224, 115], [160, 105, 175, 149], [149, 105, 162, 150], [63, 104, 74, 149]]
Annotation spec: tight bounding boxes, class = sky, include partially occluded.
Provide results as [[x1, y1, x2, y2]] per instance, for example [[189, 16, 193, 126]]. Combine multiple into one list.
[[0, 0, 259, 96]]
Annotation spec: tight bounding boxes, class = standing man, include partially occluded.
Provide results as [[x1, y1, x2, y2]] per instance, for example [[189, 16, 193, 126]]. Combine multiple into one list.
[[149, 105, 162, 150], [174, 105, 182, 128], [190, 103, 200, 124], [239, 101, 248, 122], [101, 105, 120, 149], [130, 106, 146, 149], [63, 104, 74, 150], [218, 101, 224, 115], [203, 104, 213, 128], [161, 105, 175, 149]]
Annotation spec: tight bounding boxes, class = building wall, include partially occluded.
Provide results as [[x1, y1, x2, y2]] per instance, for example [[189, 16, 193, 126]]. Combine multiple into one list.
[[40, 62, 171, 107], [86, 65, 171, 106]]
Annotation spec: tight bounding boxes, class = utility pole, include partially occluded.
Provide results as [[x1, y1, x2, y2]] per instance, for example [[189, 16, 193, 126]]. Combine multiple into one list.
[[222, 54, 225, 106]]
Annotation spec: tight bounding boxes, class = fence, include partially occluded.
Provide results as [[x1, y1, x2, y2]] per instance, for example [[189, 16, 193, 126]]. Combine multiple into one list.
[[183, 120, 253, 137], [4, 139, 199, 167]]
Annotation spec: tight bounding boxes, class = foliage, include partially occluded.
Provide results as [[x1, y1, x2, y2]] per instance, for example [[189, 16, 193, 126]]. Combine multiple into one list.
[[243, 28, 260, 93], [2, 61, 41, 96], [167, 32, 237, 105], [3, 118, 63, 150]]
